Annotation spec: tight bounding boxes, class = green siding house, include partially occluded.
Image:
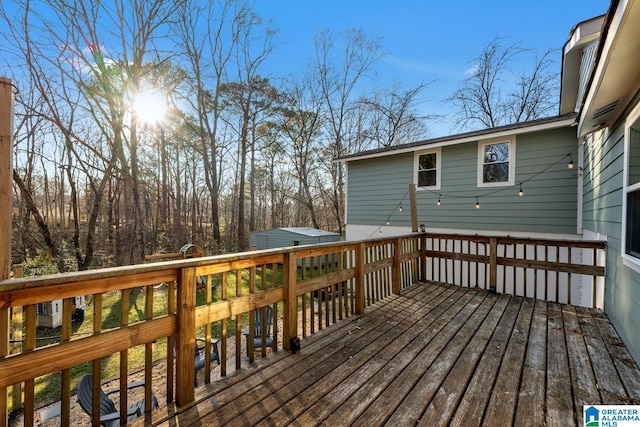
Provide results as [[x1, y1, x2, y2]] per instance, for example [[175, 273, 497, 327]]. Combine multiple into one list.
[[570, 1, 640, 366], [343, 116, 581, 240], [338, 0, 640, 365]]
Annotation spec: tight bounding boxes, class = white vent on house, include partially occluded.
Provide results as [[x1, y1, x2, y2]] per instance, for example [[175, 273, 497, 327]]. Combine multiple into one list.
[[593, 100, 620, 119]]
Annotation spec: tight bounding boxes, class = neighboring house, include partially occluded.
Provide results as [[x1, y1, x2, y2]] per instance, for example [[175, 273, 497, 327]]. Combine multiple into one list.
[[249, 227, 341, 250], [337, 0, 640, 364]]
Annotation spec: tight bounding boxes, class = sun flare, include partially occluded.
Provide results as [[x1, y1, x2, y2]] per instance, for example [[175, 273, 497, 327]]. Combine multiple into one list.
[[133, 90, 168, 125]]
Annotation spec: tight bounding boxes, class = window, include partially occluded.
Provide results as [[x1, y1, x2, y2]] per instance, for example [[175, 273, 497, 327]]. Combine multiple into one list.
[[624, 111, 640, 263], [478, 138, 515, 187], [415, 148, 440, 190]]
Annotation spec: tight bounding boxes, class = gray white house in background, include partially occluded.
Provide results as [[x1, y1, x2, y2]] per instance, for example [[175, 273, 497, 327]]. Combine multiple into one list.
[[337, 0, 640, 365], [249, 227, 341, 250]]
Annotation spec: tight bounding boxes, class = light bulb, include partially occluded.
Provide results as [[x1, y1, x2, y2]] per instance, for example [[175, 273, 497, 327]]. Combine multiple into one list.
[[518, 185, 523, 197], [399, 204, 403, 212], [475, 197, 480, 209], [437, 198, 441, 206]]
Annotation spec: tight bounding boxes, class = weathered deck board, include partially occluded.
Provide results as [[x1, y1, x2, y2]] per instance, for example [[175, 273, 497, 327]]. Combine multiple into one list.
[[449, 296, 523, 427], [291, 284, 463, 426], [142, 281, 640, 427], [483, 296, 534, 425], [546, 301, 575, 426], [513, 299, 548, 427], [416, 294, 509, 426], [563, 303, 600, 416], [590, 309, 640, 400], [350, 290, 485, 426]]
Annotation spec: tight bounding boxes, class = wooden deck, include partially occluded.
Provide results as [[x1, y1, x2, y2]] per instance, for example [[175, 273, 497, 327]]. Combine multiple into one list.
[[142, 281, 640, 427]]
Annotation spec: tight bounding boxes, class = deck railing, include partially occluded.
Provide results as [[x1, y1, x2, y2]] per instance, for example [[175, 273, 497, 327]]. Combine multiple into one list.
[[0, 235, 421, 426], [424, 233, 607, 308], [0, 232, 606, 426]]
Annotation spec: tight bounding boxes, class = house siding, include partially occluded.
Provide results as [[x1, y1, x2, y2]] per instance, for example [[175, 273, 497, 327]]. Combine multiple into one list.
[[583, 98, 640, 363], [347, 126, 579, 235]]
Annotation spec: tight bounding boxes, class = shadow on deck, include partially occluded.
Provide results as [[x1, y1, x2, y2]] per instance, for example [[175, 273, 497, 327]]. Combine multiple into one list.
[[135, 281, 640, 426]]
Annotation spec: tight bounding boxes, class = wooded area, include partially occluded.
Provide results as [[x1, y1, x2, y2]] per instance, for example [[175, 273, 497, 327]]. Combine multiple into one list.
[[0, 0, 431, 270], [0, 1, 558, 272]]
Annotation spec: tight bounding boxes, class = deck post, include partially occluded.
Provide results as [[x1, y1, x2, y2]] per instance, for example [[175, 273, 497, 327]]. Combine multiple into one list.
[[355, 243, 365, 314], [392, 238, 402, 294], [175, 266, 197, 407], [283, 251, 297, 351], [489, 237, 497, 291], [0, 77, 14, 427], [420, 234, 427, 281], [409, 184, 418, 232]]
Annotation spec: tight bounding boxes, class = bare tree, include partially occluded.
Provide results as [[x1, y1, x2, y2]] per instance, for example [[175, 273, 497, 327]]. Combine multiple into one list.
[[448, 36, 559, 130], [359, 81, 433, 148], [313, 28, 385, 234], [279, 72, 324, 229]]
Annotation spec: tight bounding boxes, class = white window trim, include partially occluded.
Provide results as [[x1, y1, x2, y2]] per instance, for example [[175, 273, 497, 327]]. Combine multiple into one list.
[[622, 102, 640, 274], [477, 136, 516, 187], [414, 147, 441, 191]]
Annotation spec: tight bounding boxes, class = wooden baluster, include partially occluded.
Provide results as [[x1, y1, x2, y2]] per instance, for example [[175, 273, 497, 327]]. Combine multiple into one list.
[[167, 281, 175, 402], [283, 252, 297, 352], [91, 293, 102, 426], [355, 243, 365, 315], [10, 265, 23, 413], [489, 237, 497, 292], [392, 238, 401, 295], [145, 285, 154, 411], [235, 269, 242, 369], [24, 305, 36, 426]]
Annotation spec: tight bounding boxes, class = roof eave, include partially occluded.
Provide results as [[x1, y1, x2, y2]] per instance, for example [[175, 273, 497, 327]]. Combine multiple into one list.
[[335, 114, 577, 163]]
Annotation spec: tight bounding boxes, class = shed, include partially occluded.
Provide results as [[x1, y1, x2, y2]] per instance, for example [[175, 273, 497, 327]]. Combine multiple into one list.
[[249, 227, 341, 250]]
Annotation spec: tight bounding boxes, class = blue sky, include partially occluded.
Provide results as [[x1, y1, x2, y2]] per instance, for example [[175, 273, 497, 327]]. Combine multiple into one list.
[[253, 1, 609, 136]]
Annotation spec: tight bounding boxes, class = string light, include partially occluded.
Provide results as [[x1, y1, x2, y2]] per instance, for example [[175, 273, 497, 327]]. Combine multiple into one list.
[[367, 188, 409, 238], [370, 148, 576, 239]]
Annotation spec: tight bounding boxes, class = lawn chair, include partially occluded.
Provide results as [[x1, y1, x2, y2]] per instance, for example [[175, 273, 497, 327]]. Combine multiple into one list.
[[77, 373, 158, 427], [194, 337, 220, 385], [243, 305, 274, 357], [173, 335, 220, 385]]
